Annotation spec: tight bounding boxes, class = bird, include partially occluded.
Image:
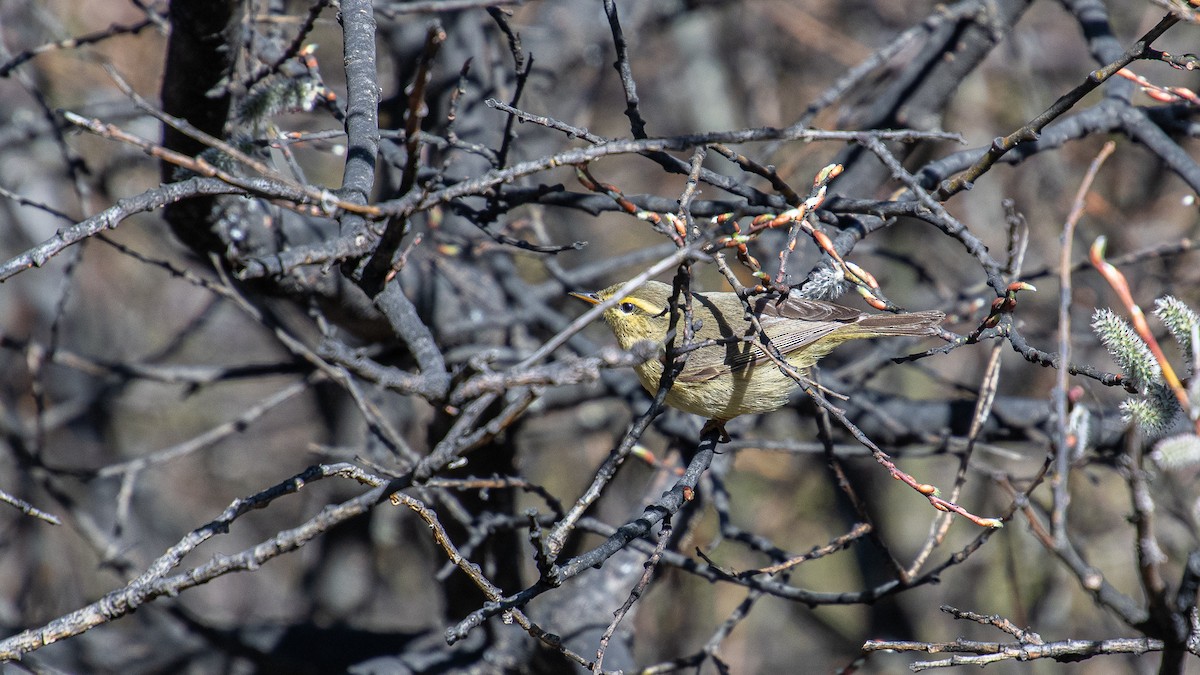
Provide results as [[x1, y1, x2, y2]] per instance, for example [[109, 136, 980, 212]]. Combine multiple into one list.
[[571, 280, 944, 424]]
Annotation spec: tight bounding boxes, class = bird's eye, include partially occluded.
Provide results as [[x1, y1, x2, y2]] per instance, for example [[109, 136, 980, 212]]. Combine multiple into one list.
[[619, 302, 636, 314]]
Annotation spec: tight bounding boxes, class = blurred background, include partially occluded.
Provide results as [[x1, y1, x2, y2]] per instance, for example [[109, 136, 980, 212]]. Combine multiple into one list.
[[1, 0, 1199, 673]]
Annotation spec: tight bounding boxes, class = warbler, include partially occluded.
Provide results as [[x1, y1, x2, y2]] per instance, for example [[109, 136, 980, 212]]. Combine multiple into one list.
[[571, 280, 944, 423]]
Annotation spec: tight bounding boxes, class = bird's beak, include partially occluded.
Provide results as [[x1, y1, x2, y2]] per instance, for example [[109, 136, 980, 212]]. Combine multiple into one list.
[[568, 291, 601, 305]]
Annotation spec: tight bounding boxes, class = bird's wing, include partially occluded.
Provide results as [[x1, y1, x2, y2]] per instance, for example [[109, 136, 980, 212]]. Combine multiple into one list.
[[760, 295, 867, 323], [673, 296, 862, 382], [758, 295, 946, 357], [753, 296, 864, 357]]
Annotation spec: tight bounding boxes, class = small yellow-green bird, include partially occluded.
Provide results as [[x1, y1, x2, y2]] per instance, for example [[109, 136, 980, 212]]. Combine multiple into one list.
[[572, 280, 944, 423]]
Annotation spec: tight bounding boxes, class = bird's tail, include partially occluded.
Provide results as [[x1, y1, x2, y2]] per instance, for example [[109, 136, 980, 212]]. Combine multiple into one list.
[[856, 310, 945, 336]]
